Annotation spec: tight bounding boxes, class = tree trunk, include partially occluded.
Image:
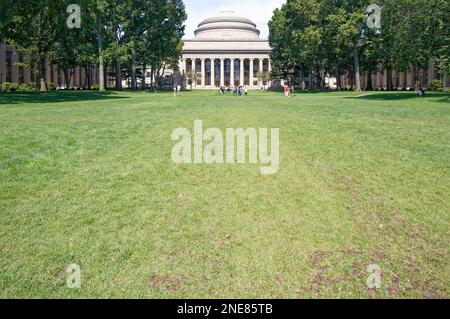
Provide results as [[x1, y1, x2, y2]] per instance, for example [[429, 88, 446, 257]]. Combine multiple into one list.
[[412, 66, 417, 89], [367, 70, 373, 91], [40, 59, 47, 92], [354, 46, 361, 92], [84, 65, 92, 90], [309, 71, 313, 90], [320, 69, 326, 89], [131, 49, 137, 90], [386, 67, 393, 91], [34, 68, 40, 93], [335, 60, 341, 91], [115, 58, 122, 90], [141, 64, 146, 90], [63, 68, 70, 89], [96, 25, 106, 92], [150, 68, 154, 89], [316, 70, 321, 89]]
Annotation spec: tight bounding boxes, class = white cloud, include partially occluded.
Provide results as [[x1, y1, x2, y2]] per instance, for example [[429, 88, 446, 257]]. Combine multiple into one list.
[[184, 0, 286, 39]]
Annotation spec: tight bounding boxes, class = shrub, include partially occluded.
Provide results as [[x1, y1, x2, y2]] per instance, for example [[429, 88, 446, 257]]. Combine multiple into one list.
[[17, 83, 36, 92], [2, 82, 19, 92], [2, 82, 13, 92], [47, 82, 57, 91], [91, 84, 100, 90], [431, 79, 443, 91]]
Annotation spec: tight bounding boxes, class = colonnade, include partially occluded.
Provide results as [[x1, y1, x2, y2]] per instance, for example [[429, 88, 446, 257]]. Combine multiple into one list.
[[181, 57, 271, 88]]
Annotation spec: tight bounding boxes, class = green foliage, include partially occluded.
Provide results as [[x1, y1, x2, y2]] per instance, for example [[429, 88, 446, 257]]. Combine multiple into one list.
[[47, 82, 57, 91], [0, 0, 13, 38], [1, 82, 19, 92], [269, 0, 449, 90], [431, 80, 444, 91], [17, 83, 36, 92], [5, 0, 187, 92]]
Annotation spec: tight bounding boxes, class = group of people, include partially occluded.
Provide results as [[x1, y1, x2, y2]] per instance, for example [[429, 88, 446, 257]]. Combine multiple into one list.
[[417, 87, 426, 97], [219, 85, 249, 96], [284, 85, 296, 97], [173, 85, 182, 97]]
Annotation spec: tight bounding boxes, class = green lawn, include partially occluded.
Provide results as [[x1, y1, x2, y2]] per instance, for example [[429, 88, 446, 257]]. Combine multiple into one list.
[[0, 90, 449, 298]]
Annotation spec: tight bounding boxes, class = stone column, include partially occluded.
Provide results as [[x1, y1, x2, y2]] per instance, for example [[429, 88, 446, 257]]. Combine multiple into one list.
[[230, 58, 235, 86], [220, 58, 225, 87], [240, 59, 244, 86], [45, 61, 52, 84], [24, 56, 31, 84], [182, 59, 187, 87], [249, 59, 254, 87], [268, 59, 272, 87], [399, 72, 406, 89], [406, 68, 414, 88], [259, 59, 263, 87], [11, 51, 19, 83], [201, 58, 206, 88], [191, 59, 196, 88], [210, 59, 215, 87]]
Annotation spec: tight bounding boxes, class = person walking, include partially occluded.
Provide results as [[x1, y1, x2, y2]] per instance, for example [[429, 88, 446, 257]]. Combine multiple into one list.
[[284, 85, 289, 97], [244, 85, 248, 96]]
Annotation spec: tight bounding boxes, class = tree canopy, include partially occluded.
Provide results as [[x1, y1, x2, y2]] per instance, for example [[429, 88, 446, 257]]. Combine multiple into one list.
[[269, 0, 449, 90], [3, 0, 187, 91]]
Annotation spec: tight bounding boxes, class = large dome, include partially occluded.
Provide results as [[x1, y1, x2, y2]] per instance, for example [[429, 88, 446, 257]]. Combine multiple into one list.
[[194, 11, 261, 39]]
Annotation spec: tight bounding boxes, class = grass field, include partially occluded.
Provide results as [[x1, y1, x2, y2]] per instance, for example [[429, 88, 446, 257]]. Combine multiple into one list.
[[0, 90, 449, 298]]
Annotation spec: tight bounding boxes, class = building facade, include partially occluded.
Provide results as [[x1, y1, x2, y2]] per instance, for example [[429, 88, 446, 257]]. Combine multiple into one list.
[[179, 11, 272, 89], [0, 41, 98, 90]]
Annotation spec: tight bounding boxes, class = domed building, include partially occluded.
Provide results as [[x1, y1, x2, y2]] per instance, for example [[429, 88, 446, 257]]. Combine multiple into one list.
[[179, 11, 272, 89]]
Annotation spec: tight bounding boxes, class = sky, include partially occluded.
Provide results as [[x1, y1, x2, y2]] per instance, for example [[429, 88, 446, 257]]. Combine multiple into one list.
[[183, 0, 286, 39]]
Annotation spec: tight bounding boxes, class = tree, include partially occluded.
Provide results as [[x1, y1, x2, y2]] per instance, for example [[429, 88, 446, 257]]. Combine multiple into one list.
[[124, 0, 186, 90], [359, 0, 449, 90], [269, 0, 370, 91], [84, 0, 112, 92], [269, 0, 327, 88], [45, 0, 96, 89], [7, 0, 67, 92], [0, 0, 13, 39]]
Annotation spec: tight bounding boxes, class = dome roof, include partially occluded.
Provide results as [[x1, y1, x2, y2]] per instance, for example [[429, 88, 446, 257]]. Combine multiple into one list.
[[194, 11, 261, 39]]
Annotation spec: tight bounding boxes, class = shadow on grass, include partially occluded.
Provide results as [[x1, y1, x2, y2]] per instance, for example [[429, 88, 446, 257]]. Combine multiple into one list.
[[346, 92, 450, 103], [0, 91, 130, 105]]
